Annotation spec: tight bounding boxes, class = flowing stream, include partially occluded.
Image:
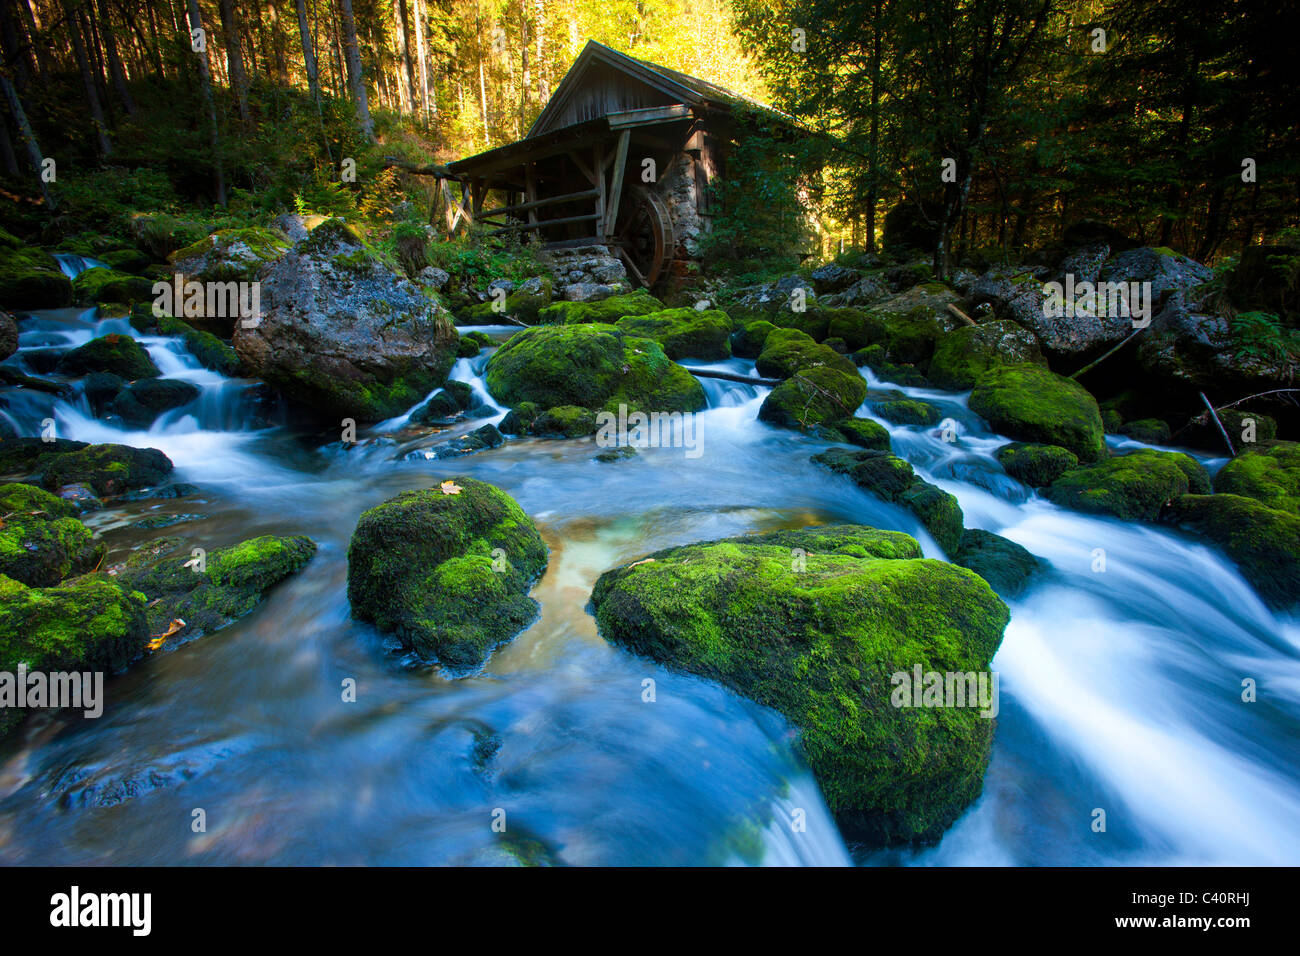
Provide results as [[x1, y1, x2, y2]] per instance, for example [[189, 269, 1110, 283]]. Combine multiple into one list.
[[1, 271, 1297, 866]]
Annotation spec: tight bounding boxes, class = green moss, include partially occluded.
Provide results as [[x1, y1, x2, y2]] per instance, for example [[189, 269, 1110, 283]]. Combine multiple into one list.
[[56, 333, 160, 379], [615, 308, 734, 360], [1212, 441, 1300, 516], [533, 405, 597, 437], [755, 327, 859, 381], [928, 320, 1046, 390], [485, 323, 705, 414], [1118, 418, 1171, 444], [463, 278, 555, 324], [758, 365, 868, 431], [38, 443, 173, 497], [1163, 494, 1300, 609], [868, 392, 942, 427], [116, 534, 316, 641], [536, 290, 664, 325], [812, 448, 965, 552], [347, 479, 548, 670], [824, 307, 888, 351], [834, 417, 892, 451], [0, 243, 73, 310], [170, 227, 291, 282], [182, 329, 243, 376], [0, 483, 103, 587], [590, 523, 1008, 845], [71, 267, 153, 305], [730, 320, 777, 358], [1047, 449, 1211, 521], [996, 442, 1079, 487], [969, 364, 1106, 462]]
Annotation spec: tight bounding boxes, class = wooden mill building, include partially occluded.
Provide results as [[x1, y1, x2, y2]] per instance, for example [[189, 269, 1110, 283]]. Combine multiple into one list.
[[441, 40, 797, 289]]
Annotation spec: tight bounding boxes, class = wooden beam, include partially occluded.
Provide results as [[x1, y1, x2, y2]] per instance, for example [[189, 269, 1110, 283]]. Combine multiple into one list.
[[594, 144, 606, 233], [607, 104, 693, 129], [383, 155, 460, 179], [488, 212, 601, 237], [604, 129, 631, 239], [478, 188, 601, 221], [569, 150, 597, 186], [540, 235, 605, 250]]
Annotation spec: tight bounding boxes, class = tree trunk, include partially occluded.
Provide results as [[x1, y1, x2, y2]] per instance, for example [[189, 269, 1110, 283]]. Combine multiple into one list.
[[294, 0, 321, 103], [185, 0, 227, 205], [62, 0, 112, 156], [338, 0, 374, 140], [0, 75, 55, 209], [217, 0, 250, 123], [414, 0, 430, 121], [96, 0, 138, 115], [394, 0, 413, 115]]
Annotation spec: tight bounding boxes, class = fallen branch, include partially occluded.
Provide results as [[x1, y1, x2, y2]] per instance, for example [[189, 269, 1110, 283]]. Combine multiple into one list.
[[947, 303, 977, 327], [1069, 327, 1145, 380], [382, 156, 460, 180], [1200, 391, 1236, 458], [686, 368, 781, 387]]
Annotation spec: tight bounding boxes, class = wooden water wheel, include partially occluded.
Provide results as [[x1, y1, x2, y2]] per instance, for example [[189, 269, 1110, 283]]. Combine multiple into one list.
[[611, 186, 675, 289]]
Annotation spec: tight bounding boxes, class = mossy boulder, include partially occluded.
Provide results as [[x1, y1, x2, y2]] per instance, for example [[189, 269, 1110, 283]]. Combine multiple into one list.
[[759, 365, 869, 432], [614, 308, 733, 360], [116, 534, 316, 641], [99, 248, 152, 275], [867, 391, 942, 427], [169, 227, 291, 283], [1163, 494, 1300, 609], [1119, 418, 1172, 445], [590, 524, 1008, 845], [812, 448, 965, 552], [0, 483, 103, 587], [0, 437, 89, 478], [39, 443, 173, 497], [71, 267, 154, 306], [463, 277, 555, 324], [0, 242, 73, 310], [499, 401, 540, 435], [1047, 449, 1211, 522], [110, 378, 201, 428], [969, 364, 1105, 462], [755, 328, 858, 381], [347, 479, 549, 670], [456, 335, 482, 358], [928, 320, 1045, 390], [533, 405, 598, 437], [730, 320, 777, 358], [0, 573, 148, 735], [57, 333, 160, 380], [833, 417, 893, 451], [536, 289, 664, 325], [1, 310, 18, 361], [824, 307, 889, 351], [996, 442, 1078, 487], [182, 329, 243, 376], [1212, 442, 1300, 516], [953, 528, 1042, 597], [485, 323, 705, 414]]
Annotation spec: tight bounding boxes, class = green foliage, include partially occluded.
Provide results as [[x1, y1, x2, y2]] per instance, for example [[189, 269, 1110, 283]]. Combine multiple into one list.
[[1229, 311, 1300, 367]]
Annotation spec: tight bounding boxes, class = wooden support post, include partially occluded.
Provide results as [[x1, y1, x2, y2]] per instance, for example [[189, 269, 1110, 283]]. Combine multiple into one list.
[[524, 163, 539, 230], [594, 144, 606, 236], [604, 129, 631, 239]]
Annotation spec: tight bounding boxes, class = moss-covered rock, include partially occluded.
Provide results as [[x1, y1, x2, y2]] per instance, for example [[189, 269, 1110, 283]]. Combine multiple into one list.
[[825, 307, 889, 351], [57, 333, 160, 380], [116, 534, 316, 642], [730, 320, 777, 359], [759, 365, 869, 432], [39, 443, 173, 497], [1047, 449, 1211, 521], [852, 344, 932, 387], [969, 364, 1105, 462], [1, 309, 17, 361], [812, 448, 965, 552], [485, 323, 705, 413], [347, 479, 549, 669], [1212, 441, 1300, 516], [498, 401, 540, 435], [755, 328, 858, 380], [0, 572, 148, 734], [0, 242, 73, 310], [0, 483, 103, 587], [0, 438, 88, 478], [996, 442, 1078, 487], [182, 329, 243, 376], [614, 308, 733, 360], [536, 289, 664, 325], [99, 248, 152, 275], [456, 335, 482, 358], [590, 524, 1008, 845], [533, 405, 597, 437], [110, 378, 201, 428], [833, 417, 893, 451], [1163, 494, 1300, 609], [953, 528, 1042, 597], [463, 277, 555, 324], [1118, 418, 1172, 445], [71, 267, 154, 305], [927, 320, 1045, 390], [169, 227, 291, 282], [868, 391, 942, 426]]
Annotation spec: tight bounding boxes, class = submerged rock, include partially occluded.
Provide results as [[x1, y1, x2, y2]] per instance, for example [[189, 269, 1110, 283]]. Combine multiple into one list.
[[347, 479, 549, 670], [1163, 494, 1300, 610], [0, 483, 103, 587], [1048, 449, 1210, 522], [812, 448, 965, 552], [233, 219, 459, 422], [485, 323, 705, 413], [969, 364, 1105, 462], [952, 528, 1043, 597], [590, 524, 1009, 845], [110, 379, 201, 428]]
